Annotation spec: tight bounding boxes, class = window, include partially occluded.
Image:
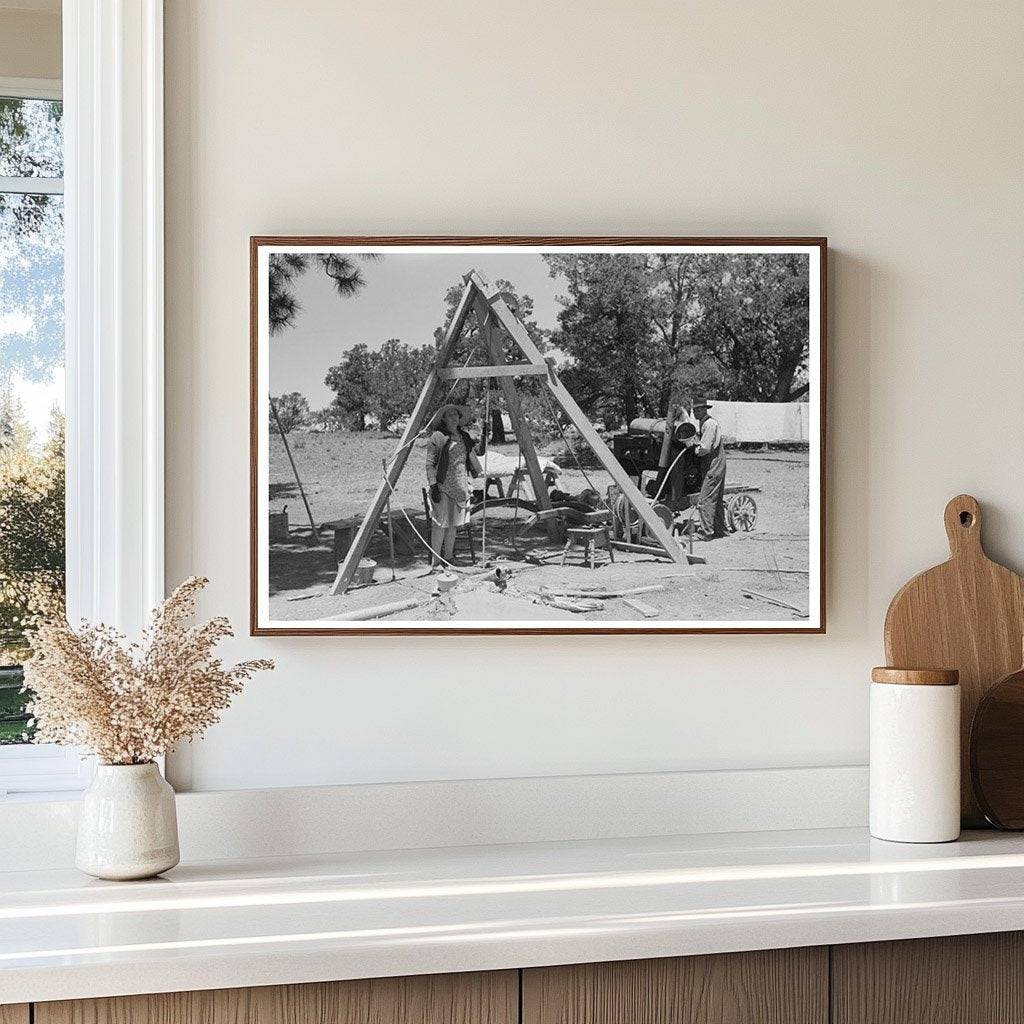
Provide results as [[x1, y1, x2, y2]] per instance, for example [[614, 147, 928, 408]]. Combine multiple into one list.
[[0, 79, 84, 797], [0, 5, 166, 797]]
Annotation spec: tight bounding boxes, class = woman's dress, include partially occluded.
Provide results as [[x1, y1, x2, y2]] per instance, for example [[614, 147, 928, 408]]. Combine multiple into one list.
[[426, 431, 479, 528]]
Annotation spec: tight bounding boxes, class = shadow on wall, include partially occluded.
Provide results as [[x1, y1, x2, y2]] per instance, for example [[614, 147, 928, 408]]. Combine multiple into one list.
[[826, 250, 873, 637]]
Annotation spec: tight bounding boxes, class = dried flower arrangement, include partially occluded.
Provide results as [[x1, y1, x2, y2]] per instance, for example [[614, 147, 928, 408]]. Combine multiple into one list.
[[22, 576, 273, 765]]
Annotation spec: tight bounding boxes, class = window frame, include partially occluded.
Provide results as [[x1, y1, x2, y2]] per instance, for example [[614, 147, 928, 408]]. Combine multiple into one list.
[[0, 0, 165, 799], [0, 76, 77, 795]]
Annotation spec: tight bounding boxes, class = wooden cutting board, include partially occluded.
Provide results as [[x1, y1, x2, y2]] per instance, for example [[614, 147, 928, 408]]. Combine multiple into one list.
[[884, 494, 1024, 826]]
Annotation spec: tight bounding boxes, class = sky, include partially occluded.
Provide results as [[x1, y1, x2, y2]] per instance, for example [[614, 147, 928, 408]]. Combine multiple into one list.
[[1, 98, 64, 446], [269, 253, 568, 409]]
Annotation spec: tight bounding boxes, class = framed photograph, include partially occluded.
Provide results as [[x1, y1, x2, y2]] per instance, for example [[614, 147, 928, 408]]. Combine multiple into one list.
[[251, 237, 826, 635]]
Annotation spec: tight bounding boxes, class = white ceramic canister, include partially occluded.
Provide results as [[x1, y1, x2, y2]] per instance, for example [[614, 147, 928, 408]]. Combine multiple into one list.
[[76, 762, 180, 880], [870, 667, 961, 843]]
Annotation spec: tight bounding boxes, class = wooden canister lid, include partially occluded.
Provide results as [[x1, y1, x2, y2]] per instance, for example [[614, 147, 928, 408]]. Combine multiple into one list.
[[871, 667, 960, 686]]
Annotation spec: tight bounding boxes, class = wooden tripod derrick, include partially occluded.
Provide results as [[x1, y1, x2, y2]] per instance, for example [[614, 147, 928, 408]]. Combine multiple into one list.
[[328, 271, 687, 595]]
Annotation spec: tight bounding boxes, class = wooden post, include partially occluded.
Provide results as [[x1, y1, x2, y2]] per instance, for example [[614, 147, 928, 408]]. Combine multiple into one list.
[[270, 397, 320, 542], [473, 296, 558, 540], [383, 457, 397, 582], [474, 275, 687, 565], [329, 281, 477, 595]]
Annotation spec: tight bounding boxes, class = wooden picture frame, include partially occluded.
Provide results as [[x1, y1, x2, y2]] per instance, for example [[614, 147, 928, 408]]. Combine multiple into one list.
[[251, 237, 827, 635]]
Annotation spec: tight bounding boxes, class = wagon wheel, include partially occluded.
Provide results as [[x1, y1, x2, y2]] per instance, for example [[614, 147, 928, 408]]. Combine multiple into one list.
[[727, 493, 757, 532]]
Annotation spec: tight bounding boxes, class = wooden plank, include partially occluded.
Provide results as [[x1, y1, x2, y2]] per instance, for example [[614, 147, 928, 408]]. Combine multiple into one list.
[[474, 296, 558, 540], [832, 933, 1024, 1024], [438, 363, 548, 380], [36, 971, 517, 1024], [522, 949, 828, 1024], [0, 1006, 29, 1024], [884, 494, 1024, 825], [329, 280, 477, 595], [475, 275, 687, 565], [622, 597, 661, 617]]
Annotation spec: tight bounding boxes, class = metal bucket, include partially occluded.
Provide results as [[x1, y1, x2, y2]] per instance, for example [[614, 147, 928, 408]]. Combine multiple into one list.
[[352, 558, 377, 587]]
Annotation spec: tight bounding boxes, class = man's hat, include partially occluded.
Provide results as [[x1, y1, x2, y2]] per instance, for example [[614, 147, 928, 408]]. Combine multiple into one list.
[[692, 398, 713, 410]]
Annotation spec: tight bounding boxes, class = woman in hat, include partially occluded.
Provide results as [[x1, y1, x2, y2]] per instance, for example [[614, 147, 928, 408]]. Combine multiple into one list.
[[425, 404, 482, 566]]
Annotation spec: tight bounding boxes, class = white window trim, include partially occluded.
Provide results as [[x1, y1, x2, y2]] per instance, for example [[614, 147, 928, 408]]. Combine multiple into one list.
[[64, 0, 164, 635], [0, 3, 165, 798], [0, 76, 62, 101]]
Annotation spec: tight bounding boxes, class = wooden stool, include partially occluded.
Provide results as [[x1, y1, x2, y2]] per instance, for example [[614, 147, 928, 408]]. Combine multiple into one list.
[[561, 525, 615, 569]]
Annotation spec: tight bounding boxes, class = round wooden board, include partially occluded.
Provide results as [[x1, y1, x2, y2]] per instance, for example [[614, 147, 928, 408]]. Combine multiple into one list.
[[970, 664, 1024, 829]]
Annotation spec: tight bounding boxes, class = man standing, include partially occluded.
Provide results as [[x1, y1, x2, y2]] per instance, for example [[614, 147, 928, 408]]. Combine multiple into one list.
[[688, 399, 727, 540]]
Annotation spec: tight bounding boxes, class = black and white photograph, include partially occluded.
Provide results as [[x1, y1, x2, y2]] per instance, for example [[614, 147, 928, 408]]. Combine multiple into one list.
[[251, 238, 825, 633]]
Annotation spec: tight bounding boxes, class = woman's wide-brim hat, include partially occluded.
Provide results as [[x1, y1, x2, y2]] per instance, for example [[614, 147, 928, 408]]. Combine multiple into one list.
[[427, 403, 474, 432]]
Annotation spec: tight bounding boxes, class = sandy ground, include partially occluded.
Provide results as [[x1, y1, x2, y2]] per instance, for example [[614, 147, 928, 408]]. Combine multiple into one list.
[[267, 431, 813, 624]]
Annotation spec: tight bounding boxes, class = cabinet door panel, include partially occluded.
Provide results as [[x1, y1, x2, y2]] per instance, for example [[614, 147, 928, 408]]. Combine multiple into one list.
[[523, 948, 828, 1024], [832, 932, 1024, 1024], [36, 970, 517, 1024], [0, 1006, 29, 1024]]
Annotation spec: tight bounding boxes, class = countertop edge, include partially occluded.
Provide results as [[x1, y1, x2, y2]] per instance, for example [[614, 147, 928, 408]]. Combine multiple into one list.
[[6, 898, 1024, 1005]]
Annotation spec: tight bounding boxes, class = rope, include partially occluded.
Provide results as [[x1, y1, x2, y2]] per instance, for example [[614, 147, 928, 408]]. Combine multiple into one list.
[[379, 471, 457, 570], [481, 381, 491, 560], [539, 388, 612, 512]]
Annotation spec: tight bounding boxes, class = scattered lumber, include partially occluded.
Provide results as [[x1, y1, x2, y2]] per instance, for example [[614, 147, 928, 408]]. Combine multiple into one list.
[[740, 589, 808, 617], [541, 584, 666, 600], [610, 540, 673, 557], [622, 597, 661, 618], [716, 567, 810, 576], [609, 540, 706, 565], [331, 597, 422, 621], [529, 593, 602, 613]]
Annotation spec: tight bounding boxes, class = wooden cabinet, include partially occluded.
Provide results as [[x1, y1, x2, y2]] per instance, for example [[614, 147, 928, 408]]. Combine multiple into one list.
[[522, 948, 828, 1024], [832, 932, 1024, 1024], [24, 932, 1024, 1024], [34, 971, 517, 1024]]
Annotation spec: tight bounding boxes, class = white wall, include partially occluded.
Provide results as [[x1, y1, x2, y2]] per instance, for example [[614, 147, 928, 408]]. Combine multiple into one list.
[[0, 5, 61, 80], [164, 0, 1024, 792]]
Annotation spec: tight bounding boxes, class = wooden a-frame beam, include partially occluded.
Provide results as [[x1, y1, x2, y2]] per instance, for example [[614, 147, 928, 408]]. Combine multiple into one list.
[[329, 280, 479, 595], [438, 363, 548, 380], [472, 295, 558, 540], [469, 273, 688, 565], [329, 267, 688, 600]]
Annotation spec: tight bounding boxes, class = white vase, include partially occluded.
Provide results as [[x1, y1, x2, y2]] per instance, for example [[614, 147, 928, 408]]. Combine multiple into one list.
[[76, 762, 180, 880]]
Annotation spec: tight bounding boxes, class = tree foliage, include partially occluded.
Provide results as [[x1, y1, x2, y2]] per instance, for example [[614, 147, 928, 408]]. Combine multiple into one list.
[[323, 343, 376, 431], [370, 339, 436, 432], [269, 392, 310, 433], [324, 340, 436, 432], [0, 396, 65, 664], [543, 255, 657, 425], [543, 252, 810, 424], [690, 254, 811, 402], [268, 253, 378, 335]]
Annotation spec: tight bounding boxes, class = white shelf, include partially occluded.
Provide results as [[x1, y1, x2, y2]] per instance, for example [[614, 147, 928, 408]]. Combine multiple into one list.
[[4, 827, 1024, 1004]]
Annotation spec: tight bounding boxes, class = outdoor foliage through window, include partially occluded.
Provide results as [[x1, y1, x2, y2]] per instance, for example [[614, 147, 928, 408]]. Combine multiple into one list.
[[0, 95, 65, 744]]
